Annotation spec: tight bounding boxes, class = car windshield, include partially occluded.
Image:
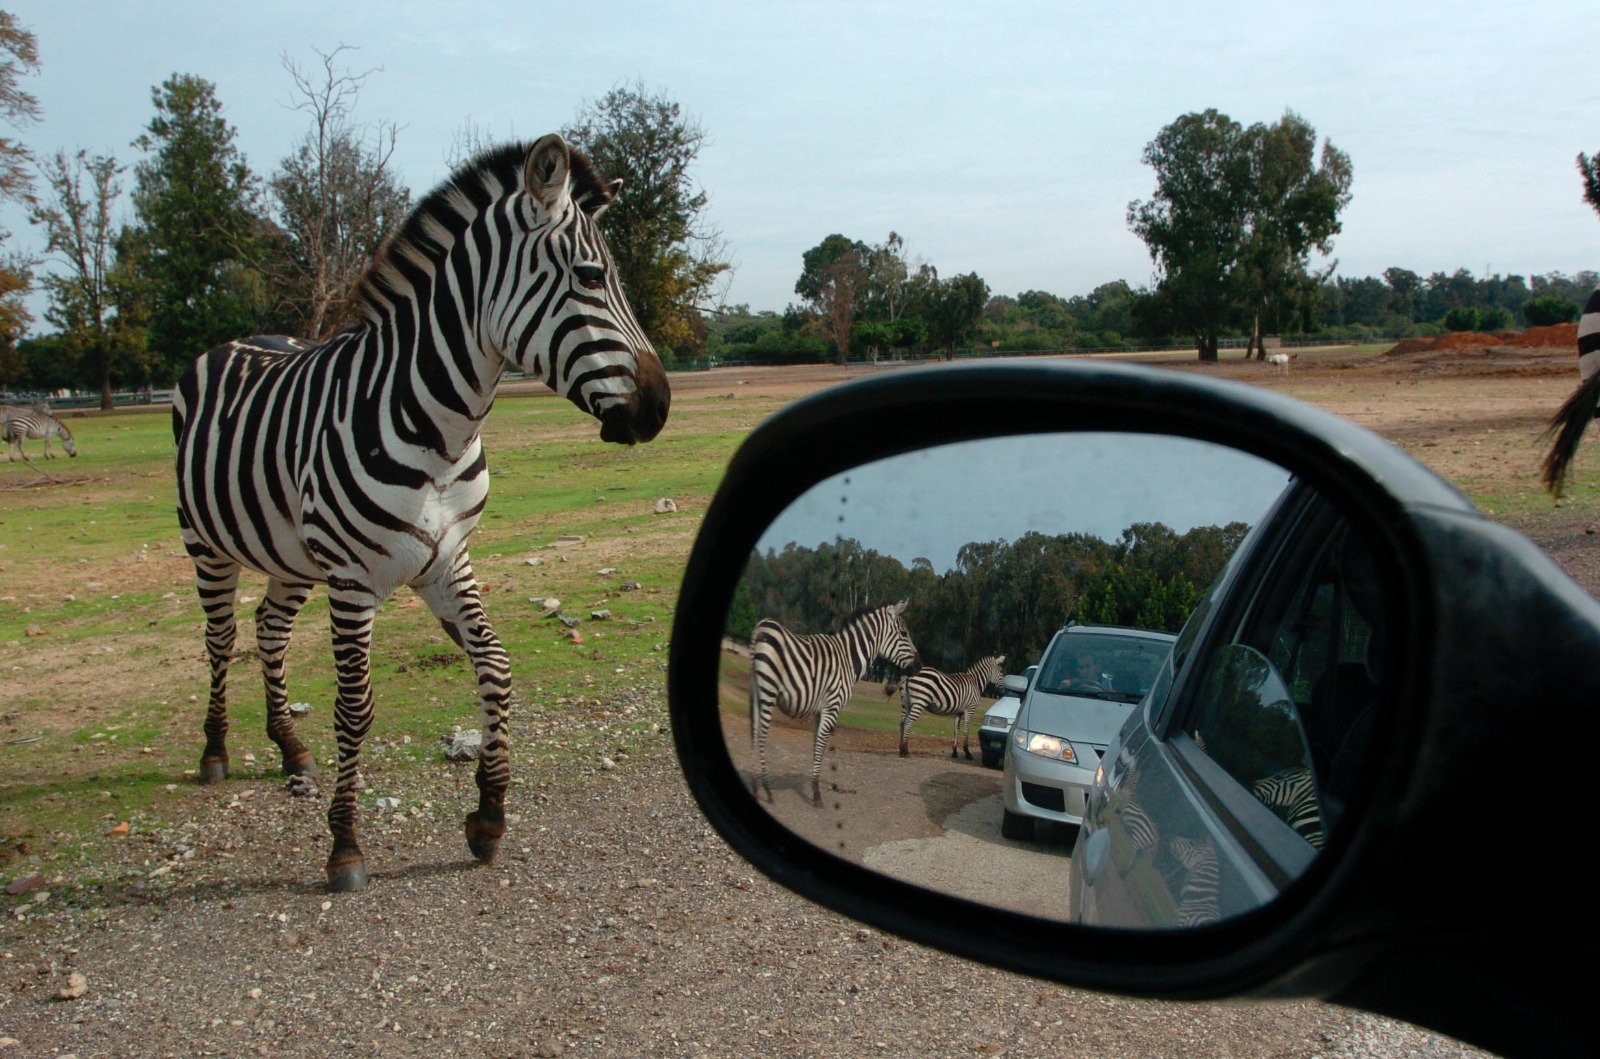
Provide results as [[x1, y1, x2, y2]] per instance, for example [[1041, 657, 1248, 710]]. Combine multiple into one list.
[[1037, 633, 1172, 703]]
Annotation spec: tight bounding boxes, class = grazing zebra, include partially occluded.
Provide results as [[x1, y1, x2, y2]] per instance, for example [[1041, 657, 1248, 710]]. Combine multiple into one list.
[[172, 134, 670, 892], [897, 653, 1005, 759], [1541, 284, 1600, 494], [3, 411, 76, 460], [749, 600, 922, 805]]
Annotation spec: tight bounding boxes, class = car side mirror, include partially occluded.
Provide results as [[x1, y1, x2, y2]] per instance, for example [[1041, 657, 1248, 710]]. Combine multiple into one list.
[[666, 361, 1600, 1056], [1000, 673, 1030, 696]]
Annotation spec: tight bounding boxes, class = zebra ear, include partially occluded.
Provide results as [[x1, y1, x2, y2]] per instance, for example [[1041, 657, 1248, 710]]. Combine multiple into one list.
[[525, 134, 572, 212], [577, 177, 624, 218], [892, 599, 908, 615]]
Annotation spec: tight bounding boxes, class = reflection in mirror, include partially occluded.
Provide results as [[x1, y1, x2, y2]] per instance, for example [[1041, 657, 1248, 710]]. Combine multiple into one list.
[[715, 432, 1376, 929]]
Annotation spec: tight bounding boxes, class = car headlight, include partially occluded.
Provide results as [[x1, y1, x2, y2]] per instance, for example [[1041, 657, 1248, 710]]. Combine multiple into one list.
[[1012, 728, 1077, 764]]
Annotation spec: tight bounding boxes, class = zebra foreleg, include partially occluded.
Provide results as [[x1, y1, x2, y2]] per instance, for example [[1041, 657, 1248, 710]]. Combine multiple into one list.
[[416, 561, 512, 865], [324, 582, 378, 892], [256, 578, 317, 776], [898, 691, 917, 758], [193, 558, 242, 784], [810, 708, 839, 806], [956, 708, 974, 760]]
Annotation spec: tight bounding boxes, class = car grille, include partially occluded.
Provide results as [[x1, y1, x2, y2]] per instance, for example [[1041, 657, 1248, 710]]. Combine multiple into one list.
[[1020, 782, 1066, 812]]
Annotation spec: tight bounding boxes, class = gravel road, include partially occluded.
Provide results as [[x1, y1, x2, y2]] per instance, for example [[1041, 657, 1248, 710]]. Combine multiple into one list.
[[2, 691, 1497, 1059]]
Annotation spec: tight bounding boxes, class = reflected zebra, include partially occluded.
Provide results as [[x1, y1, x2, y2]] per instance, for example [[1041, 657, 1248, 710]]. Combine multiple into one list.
[[172, 135, 669, 892], [749, 600, 922, 805], [897, 653, 1005, 760], [3, 410, 76, 460]]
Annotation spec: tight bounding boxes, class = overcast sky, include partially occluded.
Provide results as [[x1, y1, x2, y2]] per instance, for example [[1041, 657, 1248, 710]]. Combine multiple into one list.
[[757, 434, 1292, 573], [4, 1, 1597, 329]]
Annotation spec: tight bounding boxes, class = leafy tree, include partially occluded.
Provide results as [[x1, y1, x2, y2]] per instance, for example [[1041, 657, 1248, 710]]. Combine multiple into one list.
[[0, 11, 40, 354], [126, 74, 270, 381], [32, 150, 139, 408], [266, 46, 410, 339], [1579, 148, 1600, 222], [862, 231, 913, 321], [1128, 109, 1350, 361], [1234, 111, 1351, 357], [562, 81, 729, 359], [795, 234, 868, 364], [924, 271, 990, 355], [1523, 295, 1580, 326]]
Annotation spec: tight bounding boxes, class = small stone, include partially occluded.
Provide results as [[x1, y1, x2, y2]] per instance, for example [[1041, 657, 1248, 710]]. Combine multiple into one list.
[[4, 873, 43, 896], [600, 757, 617, 771], [619, 581, 642, 592], [288, 702, 312, 716], [524, 557, 543, 567], [286, 775, 319, 798], [55, 971, 88, 1000], [548, 535, 585, 548], [590, 609, 611, 621], [441, 730, 482, 762], [106, 821, 129, 837], [374, 797, 401, 811], [597, 567, 618, 576], [652, 497, 677, 513], [564, 629, 585, 644]]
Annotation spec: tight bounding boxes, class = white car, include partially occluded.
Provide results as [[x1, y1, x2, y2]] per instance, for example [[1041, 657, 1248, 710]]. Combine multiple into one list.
[[978, 665, 1035, 768]]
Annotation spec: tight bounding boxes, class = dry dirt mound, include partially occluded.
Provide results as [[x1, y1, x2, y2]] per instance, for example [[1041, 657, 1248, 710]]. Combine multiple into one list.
[[1383, 323, 1577, 357]]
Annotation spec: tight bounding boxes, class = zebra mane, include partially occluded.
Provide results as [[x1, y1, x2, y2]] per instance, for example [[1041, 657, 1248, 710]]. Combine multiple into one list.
[[355, 139, 616, 315]]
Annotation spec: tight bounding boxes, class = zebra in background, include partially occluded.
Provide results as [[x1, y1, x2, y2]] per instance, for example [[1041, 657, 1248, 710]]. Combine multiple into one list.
[[172, 134, 670, 892], [749, 600, 922, 805], [897, 653, 1006, 759], [1541, 284, 1600, 494], [3, 410, 76, 460]]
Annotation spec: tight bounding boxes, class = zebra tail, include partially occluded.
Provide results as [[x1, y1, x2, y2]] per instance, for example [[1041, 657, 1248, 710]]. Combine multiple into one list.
[[1541, 372, 1600, 496]]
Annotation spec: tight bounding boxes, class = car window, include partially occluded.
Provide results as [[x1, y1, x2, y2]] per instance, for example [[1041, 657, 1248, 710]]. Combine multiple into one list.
[[1037, 632, 1170, 702], [1181, 511, 1385, 850]]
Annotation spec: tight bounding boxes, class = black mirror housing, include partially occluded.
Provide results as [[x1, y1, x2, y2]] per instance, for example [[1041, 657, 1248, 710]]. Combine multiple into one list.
[[668, 361, 1600, 1058]]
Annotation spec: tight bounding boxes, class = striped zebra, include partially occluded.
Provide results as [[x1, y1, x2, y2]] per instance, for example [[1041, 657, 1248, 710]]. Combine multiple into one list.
[[1251, 765, 1324, 849], [172, 134, 670, 892], [1541, 284, 1600, 494], [2, 410, 76, 460], [896, 653, 1005, 759], [749, 600, 922, 805], [1168, 835, 1221, 928]]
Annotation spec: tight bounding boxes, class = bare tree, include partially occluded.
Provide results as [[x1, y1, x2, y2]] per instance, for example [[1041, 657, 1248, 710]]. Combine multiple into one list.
[[32, 149, 126, 408], [267, 45, 409, 338]]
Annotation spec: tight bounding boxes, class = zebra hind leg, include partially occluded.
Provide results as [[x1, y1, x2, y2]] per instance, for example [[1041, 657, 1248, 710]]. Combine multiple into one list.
[[256, 578, 317, 776], [192, 557, 242, 784], [324, 581, 380, 893], [417, 557, 512, 864]]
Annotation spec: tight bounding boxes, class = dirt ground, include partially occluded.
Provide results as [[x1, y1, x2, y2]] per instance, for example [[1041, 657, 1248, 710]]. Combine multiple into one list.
[[6, 342, 1589, 1059]]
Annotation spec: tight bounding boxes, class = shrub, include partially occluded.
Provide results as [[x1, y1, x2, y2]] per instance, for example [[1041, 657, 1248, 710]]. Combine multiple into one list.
[[1523, 296, 1581, 327]]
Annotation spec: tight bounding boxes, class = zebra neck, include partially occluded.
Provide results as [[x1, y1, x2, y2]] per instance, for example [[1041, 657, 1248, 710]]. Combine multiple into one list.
[[841, 625, 880, 679]]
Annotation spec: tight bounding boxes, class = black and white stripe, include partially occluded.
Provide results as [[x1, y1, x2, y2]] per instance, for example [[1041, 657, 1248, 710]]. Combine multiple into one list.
[[1168, 836, 1221, 928], [1541, 284, 1600, 493], [897, 653, 1005, 760], [171, 134, 670, 892], [749, 600, 922, 805], [1251, 765, 1324, 849], [2, 410, 76, 460]]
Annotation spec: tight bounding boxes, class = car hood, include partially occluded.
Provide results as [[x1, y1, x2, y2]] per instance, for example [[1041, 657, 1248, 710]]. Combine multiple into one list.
[[982, 695, 1022, 725], [1018, 690, 1135, 745]]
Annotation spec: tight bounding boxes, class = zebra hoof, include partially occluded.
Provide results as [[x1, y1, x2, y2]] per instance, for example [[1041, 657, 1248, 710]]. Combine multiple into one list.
[[198, 760, 229, 784], [281, 754, 318, 777], [464, 812, 504, 863], [326, 860, 369, 893]]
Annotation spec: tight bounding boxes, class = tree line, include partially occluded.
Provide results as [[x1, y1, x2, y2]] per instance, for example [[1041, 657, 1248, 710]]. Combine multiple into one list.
[[0, 13, 726, 406], [728, 521, 1249, 677], [4, 6, 1596, 394]]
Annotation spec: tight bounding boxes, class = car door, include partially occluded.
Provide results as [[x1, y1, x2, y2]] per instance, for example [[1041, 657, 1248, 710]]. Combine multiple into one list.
[[1074, 482, 1386, 928]]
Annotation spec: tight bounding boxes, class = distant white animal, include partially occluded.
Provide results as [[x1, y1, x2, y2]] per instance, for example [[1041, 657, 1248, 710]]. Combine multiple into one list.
[[1268, 352, 1291, 374]]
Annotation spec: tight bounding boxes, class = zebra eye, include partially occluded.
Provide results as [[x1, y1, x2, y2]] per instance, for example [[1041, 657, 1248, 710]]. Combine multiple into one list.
[[574, 265, 606, 290]]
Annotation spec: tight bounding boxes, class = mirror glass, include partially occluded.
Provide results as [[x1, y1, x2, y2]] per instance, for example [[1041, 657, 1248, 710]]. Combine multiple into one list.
[[717, 432, 1383, 928]]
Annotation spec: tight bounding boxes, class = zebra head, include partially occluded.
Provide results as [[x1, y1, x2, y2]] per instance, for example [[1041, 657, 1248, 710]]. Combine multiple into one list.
[[860, 599, 921, 675], [58, 424, 76, 457], [498, 134, 670, 446]]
